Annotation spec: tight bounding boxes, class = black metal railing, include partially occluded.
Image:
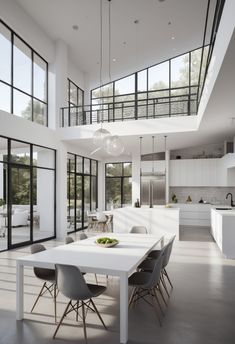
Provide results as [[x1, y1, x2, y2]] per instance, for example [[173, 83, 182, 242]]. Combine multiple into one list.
[[61, 86, 198, 127]]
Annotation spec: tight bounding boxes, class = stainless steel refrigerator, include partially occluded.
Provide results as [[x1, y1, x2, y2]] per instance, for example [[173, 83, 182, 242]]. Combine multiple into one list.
[[140, 172, 166, 206]]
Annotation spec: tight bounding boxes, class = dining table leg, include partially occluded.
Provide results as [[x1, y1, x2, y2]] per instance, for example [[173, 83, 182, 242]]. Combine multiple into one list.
[[120, 272, 128, 343], [16, 262, 24, 320]]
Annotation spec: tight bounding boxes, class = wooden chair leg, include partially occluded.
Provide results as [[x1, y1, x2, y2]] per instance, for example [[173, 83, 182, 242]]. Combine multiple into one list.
[[90, 299, 107, 329], [53, 301, 71, 339], [53, 283, 57, 323], [31, 282, 46, 313], [81, 301, 88, 344]]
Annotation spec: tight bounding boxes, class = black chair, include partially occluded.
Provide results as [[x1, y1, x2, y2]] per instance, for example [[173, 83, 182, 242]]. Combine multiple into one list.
[[128, 252, 165, 326], [138, 235, 176, 298], [30, 243, 57, 322], [53, 264, 107, 342]]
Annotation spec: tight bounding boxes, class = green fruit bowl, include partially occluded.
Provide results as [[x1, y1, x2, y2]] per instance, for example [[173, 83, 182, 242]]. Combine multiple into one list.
[[95, 237, 119, 248]]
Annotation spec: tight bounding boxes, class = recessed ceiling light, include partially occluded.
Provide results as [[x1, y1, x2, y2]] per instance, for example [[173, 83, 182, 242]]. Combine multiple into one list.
[[171, 36, 175, 40], [72, 25, 79, 31], [112, 58, 116, 62]]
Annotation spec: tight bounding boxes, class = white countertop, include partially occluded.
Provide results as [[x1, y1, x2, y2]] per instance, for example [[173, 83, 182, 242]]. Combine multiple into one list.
[[211, 208, 235, 216]]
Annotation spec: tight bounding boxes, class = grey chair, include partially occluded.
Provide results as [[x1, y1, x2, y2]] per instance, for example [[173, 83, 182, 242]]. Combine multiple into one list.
[[128, 252, 164, 326], [77, 232, 88, 240], [130, 226, 147, 234], [30, 243, 57, 322], [138, 235, 176, 298], [65, 236, 74, 244], [53, 264, 107, 342], [65, 234, 98, 284]]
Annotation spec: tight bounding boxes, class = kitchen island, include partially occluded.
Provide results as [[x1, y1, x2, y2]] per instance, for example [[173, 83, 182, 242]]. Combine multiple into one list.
[[211, 208, 235, 258], [112, 206, 180, 239]]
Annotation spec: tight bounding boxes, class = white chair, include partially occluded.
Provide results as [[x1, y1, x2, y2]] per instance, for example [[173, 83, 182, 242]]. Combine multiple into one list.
[[96, 212, 108, 232], [130, 226, 148, 234]]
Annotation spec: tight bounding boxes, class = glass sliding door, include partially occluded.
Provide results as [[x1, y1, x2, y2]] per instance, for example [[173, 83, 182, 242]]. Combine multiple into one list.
[[67, 153, 98, 233], [0, 135, 56, 251], [83, 176, 90, 228], [75, 175, 82, 230], [32, 167, 55, 241], [10, 165, 31, 247]]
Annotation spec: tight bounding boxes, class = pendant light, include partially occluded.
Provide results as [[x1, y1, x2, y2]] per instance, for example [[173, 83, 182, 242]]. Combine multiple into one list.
[[91, 0, 124, 156], [92, 0, 111, 151]]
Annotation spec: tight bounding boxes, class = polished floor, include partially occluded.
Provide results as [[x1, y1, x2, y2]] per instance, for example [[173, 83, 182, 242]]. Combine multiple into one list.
[[1, 230, 235, 344]]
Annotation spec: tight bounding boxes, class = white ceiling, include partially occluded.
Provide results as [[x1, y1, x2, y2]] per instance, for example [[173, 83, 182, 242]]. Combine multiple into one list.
[[16, 0, 215, 87], [65, 28, 235, 159]]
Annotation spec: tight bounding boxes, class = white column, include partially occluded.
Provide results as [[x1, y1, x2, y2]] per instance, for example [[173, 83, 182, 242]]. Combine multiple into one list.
[[49, 39, 68, 129], [165, 149, 170, 204], [98, 161, 105, 211], [56, 142, 68, 239], [131, 153, 141, 206], [16, 262, 24, 320]]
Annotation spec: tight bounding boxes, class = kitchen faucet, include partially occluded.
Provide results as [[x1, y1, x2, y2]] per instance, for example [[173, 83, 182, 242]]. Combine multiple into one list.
[[226, 193, 234, 207]]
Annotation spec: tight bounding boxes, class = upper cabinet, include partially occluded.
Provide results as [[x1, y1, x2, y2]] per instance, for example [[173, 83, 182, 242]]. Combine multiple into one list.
[[170, 155, 235, 187]]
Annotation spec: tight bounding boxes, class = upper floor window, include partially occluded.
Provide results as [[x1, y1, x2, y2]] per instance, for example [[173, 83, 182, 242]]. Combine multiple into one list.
[[0, 20, 48, 126], [68, 79, 84, 108]]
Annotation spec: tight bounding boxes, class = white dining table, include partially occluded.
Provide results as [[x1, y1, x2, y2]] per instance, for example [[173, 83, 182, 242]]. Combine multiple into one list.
[[16, 233, 164, 343]]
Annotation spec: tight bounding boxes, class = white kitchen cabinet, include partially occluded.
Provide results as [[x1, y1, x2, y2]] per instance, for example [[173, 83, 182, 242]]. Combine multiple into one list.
[[170, 159, 217, 186], [171, 203, 212, 226], [211, 209, 235, 258]]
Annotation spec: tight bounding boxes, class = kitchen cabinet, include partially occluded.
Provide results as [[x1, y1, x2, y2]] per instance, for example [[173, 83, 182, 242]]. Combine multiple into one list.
[[211, 208, 235, 258], [171, 203, 212, 226], [170, 159, 217, 186]]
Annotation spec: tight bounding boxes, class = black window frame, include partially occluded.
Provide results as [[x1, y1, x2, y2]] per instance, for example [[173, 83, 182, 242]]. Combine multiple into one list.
[[67, 153, 98, 234], [0, 19, 48, 126], [0, 134, 56, 252], [105, 162, 132, 210]]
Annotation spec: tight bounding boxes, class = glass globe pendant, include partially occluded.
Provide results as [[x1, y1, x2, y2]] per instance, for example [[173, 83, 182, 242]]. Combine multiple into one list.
[[104, 135, 124, 156], [92, 128, 111, 148]]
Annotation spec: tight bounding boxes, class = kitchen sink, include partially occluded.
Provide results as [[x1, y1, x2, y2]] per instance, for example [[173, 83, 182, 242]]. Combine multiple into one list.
[[215, 207, 232, 210]]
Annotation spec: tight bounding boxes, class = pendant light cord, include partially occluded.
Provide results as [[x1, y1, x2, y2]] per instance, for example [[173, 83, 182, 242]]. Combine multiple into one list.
[[100, 0, 103, 126], [108, 0, 111, 82]]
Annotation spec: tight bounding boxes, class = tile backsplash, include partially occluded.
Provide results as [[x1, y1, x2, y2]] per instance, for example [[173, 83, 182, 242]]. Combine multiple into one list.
[[170, 187, 235, 205]]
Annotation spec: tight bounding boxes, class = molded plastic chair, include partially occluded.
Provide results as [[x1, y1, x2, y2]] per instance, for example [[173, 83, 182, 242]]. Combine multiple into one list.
[[128, 252, 164, 326], [77, 232, 88, 240], [138, 235, 176, 297], [30, 243, 57, 322], [53, 264, 107, 342], [130, 226, 148, 234], [65, 236, 74, 244], [96, 212, 109, 232], [65, 233, 98, 284]]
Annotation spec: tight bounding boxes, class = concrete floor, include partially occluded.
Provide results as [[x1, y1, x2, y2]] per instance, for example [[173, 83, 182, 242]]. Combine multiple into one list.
[[1, 230, 235, 344]]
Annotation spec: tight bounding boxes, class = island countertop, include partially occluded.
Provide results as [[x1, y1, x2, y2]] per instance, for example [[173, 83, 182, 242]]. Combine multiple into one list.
[[112, 206, 180, 239], [211, 208, 235, 259]]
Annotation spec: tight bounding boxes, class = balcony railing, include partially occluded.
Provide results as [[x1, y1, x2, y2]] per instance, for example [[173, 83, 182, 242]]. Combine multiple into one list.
[[61, 86, 198, 127]]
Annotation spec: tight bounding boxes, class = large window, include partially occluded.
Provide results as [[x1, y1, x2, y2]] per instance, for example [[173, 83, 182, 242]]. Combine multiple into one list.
[[67, 153, 97, 233], [0, 20, 48, 126], [105, 162, 132, 210], [91, 46, 209, 121], [67, 79, 84, 126], [0, 136, 56, 252]]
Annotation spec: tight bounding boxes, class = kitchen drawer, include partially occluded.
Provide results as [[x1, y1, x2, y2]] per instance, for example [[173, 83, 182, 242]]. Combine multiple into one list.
[[181, 218, 211, 226], [180, 211, 210, 220]]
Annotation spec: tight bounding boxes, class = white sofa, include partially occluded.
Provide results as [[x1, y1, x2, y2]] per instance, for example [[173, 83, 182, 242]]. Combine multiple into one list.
[[11, 208, 29, 227]]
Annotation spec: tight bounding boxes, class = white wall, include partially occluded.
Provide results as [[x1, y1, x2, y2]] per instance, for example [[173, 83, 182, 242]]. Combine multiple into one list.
[[0, 0, 55, 62]]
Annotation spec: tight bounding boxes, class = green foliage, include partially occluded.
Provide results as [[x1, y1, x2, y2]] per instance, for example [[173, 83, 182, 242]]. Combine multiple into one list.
[[0, 198, 5, 207]]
